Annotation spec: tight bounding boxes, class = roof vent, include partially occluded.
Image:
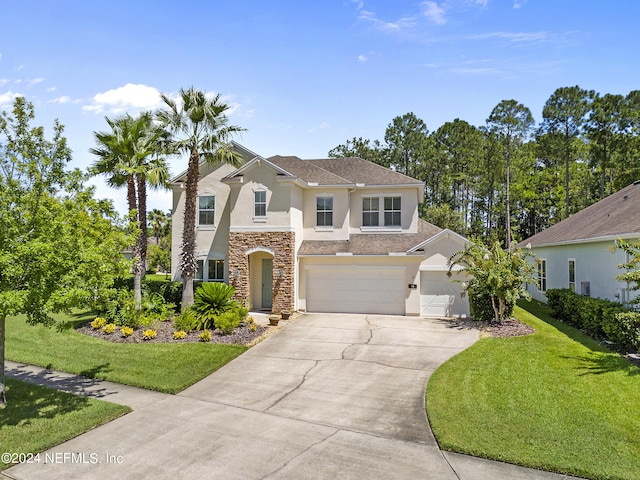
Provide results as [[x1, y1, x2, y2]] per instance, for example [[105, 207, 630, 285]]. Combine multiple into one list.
[[624, 195, 629, 200]]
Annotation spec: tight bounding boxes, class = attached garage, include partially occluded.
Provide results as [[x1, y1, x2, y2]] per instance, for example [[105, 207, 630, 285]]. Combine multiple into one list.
[[419, 270, 469, 317], [305, 266, 405, 315]]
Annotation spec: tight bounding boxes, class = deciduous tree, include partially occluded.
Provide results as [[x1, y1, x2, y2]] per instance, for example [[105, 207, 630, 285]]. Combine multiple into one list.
[[0, 98, 129, 407]]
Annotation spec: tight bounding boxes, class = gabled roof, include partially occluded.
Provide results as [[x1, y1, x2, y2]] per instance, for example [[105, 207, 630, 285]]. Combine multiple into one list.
[[305, 157, 424, 186], [298, 219, 443, 256], [521, 181, 640, 247], [267, 156, 351, 185], [170, 141, 260, 183]]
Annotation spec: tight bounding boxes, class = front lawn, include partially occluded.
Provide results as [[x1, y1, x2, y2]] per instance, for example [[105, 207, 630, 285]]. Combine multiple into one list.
[[1, 378, 129, 471], [426, 301, 640, 480], [6, 311, 247, 393]]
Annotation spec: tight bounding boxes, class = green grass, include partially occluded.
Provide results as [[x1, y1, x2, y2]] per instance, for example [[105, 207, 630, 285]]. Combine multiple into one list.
[[6, 311, 247, 393], [426, 301, 640, 480], [145, 273, 172, 282], [1, 378, 129, 471]]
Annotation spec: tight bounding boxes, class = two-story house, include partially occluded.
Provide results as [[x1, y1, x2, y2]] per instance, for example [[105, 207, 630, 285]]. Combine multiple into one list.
[[170, 142, 470, 317]]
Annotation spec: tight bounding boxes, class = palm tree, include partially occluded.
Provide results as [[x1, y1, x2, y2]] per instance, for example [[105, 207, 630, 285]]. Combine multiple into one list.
[[90, 112, 170, 308], [148, 208, 168, 243], [156, 87, 245, 310]]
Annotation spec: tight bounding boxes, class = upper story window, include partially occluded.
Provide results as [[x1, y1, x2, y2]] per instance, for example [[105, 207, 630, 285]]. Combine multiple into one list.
[[363, 197, 379, 227], [537, 259, 547, 293], [254, 190, 267, 217], [384, 196, 401, 226], [316, 196, 333, 227], [198, 195, 215, 225]]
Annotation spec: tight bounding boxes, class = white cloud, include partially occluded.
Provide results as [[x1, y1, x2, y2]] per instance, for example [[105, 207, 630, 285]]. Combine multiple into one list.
[[422, 1, 447, 24], [469, 31, 548, 42], [0, 78, 8, 86], [513, 0, 527, 8], [0, 91, 22, 105], [308, 122, 330, 133], [358, 8, 416, 33], [28, 77, 45, 86], [358, 54, 368, 62], [46, 86, 57, 92], [49, 96, 71, 104], [83, 83, 163, 114]]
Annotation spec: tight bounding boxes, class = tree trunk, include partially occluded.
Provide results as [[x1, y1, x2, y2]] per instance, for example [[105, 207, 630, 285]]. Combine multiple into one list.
[[490, 296, 500, 324], [1, 314, 7, 408], [565, 133, 570, 219], [180, 147, 200, 311], [505, 149, 511, 250]]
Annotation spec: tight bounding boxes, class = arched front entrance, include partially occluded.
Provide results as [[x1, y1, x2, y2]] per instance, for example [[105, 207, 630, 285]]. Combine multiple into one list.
[[248, 249, 274, 311]]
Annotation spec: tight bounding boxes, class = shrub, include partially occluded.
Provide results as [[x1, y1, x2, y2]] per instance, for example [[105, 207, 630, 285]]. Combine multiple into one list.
[[172, 330, 187, 340], [142, 329, 157, 340], [468, 285, 515, 324], [90, 317, 107, 330], [546, 288, 629, 346], [192, 282, 240, 330], [198, 329, 211, 342], [173, 308, 197, 332], [120, 326, 134, 337], [603, 312, 640, 351], [216, 311, 242, 335], [249, 323, 257, 332], [102, 323, 116, 335]]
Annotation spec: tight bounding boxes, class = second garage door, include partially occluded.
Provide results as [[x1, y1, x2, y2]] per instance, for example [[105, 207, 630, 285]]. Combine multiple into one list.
[[306, 266, 405, 315]]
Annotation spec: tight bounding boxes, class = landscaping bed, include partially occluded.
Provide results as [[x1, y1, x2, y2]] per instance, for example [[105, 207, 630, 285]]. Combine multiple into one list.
[[76, 317, 268, 345]]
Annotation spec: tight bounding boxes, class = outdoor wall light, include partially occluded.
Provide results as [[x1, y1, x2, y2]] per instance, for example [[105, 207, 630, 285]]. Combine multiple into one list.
[[278, 268, 284, 278], [233, 267, 239, 279]]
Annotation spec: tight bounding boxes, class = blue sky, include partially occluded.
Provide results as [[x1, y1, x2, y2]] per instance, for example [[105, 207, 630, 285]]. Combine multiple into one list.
[[1, 0, 638, 215]]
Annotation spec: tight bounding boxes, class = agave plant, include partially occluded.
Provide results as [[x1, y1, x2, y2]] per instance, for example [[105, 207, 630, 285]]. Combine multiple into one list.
[[192, 282, 239, 330]]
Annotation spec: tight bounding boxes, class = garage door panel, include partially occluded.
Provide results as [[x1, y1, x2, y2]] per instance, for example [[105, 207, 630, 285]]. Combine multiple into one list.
[[420, 271, 469, 317], [306, 267, 405, 315]]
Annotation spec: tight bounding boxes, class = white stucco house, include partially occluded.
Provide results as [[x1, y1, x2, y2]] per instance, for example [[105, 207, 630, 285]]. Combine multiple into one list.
[[170, 142, 470, 317], [521, 180, 640, 304]]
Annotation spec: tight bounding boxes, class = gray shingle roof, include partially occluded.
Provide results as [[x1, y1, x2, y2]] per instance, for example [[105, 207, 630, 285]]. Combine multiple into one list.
[[267, 155, 423, 187], [267, 156, 351, 185], [298, 219, 442, 255], [306, 157, 424, 186], [521, 181, 640, 246]]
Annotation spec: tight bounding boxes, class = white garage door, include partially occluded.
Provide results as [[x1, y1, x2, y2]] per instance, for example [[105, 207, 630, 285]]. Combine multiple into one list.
[[306, 267, 405, 315], [420, 271, 469, 317]]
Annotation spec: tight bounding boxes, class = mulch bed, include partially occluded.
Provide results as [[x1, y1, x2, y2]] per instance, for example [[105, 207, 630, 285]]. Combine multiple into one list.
[[448, 317, 536, 338], [481, 319, 536, 338], [77, 318, 269, 345]]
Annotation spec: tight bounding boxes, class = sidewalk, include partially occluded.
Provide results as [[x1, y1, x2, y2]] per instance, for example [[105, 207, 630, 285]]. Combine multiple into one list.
[[5, 360, 170, 411]]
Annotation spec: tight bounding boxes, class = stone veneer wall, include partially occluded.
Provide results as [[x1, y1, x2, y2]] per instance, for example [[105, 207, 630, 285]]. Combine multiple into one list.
[[228, 231, 295, 313]]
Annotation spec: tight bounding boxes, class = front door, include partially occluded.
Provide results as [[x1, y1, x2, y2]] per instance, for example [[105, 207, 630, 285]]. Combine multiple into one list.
[[261, 258, 273, 309]]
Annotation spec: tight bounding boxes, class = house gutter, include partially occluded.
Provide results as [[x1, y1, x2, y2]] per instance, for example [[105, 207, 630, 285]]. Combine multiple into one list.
[[522, 232, 640, 249]]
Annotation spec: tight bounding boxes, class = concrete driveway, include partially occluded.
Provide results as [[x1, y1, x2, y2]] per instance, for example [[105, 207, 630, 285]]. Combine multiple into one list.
[[4, 314, 579, 480]]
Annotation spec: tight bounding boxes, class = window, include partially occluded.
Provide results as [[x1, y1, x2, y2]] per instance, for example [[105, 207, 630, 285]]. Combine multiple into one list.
[[362, 197, 379, 226], [254, 190, 266, 217], [208, 259, 225, 281], [537, 259, 547, 292], [195, 260, 204, 280], [384, 196, 401, 226], [568, 259, 575, 292], [316, 196, 333, 227], [198, 195, 215, 225]]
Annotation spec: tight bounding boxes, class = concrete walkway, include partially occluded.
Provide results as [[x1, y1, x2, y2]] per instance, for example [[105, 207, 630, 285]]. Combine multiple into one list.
[[4, 314, 581, 480]]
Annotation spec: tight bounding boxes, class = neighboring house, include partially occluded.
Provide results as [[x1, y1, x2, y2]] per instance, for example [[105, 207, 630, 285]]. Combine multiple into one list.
[[170, 142, 470, 317], [521, 180, 640, 304]]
